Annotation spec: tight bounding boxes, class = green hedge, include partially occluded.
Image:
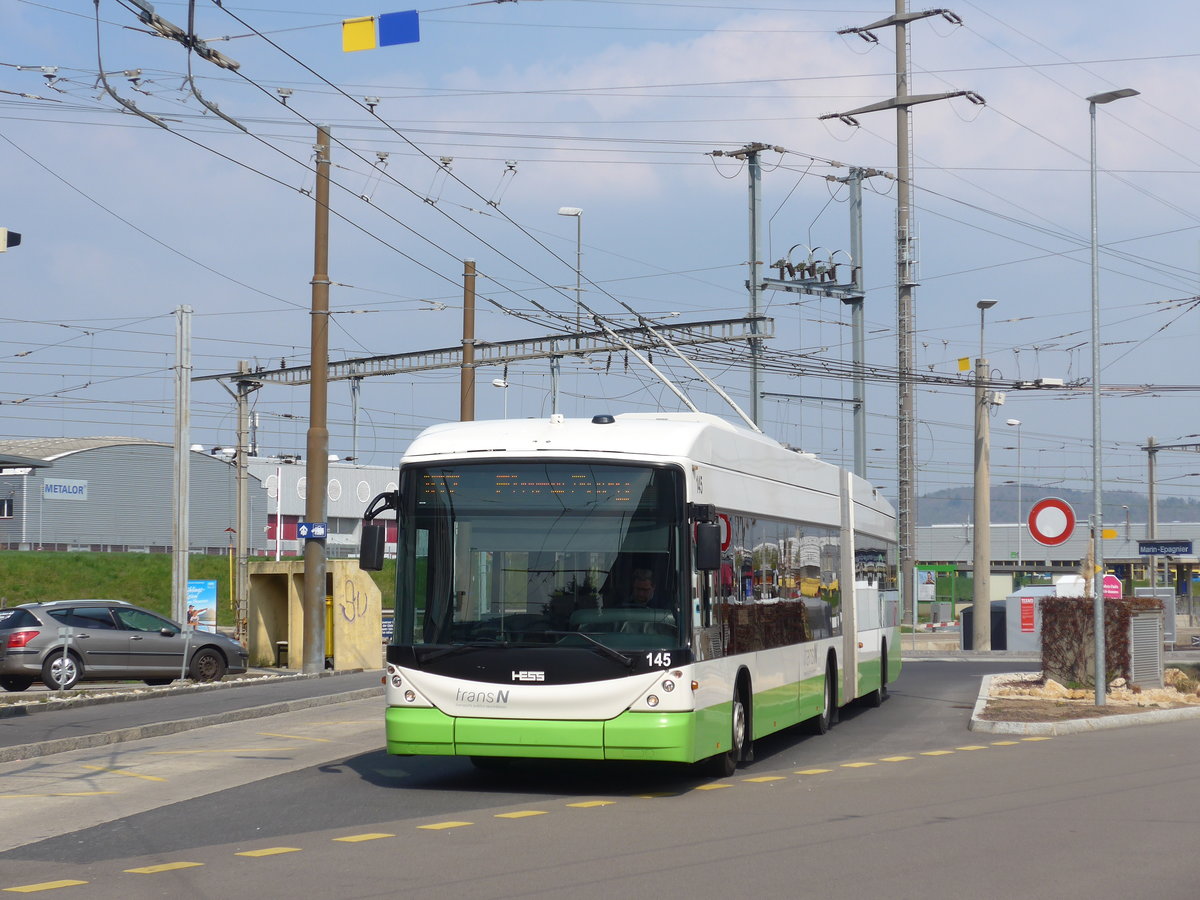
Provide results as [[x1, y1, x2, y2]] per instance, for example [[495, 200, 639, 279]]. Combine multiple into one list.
[[0, 551, 396, 625]]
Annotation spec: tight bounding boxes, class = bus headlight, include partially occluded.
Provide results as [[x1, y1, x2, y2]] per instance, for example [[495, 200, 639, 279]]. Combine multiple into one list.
[[661, 679, 675, 692], [391, 674, 403, 688], [404, 690, 416, 703], [645, 694, 660, 708]]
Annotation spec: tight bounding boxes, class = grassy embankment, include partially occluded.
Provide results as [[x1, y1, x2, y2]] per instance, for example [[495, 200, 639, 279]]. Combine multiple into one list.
[[0, 551, 396, 624]]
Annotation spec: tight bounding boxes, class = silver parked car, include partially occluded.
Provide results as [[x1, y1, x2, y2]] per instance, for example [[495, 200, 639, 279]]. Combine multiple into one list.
[[0, 599, 248, 692]]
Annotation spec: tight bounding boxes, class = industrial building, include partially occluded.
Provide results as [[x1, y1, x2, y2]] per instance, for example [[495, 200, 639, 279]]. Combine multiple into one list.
[[0, 437, 267, 554]]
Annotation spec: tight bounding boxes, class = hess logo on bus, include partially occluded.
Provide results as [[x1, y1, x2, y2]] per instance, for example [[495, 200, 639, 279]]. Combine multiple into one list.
[[511, 670, 545, 682]]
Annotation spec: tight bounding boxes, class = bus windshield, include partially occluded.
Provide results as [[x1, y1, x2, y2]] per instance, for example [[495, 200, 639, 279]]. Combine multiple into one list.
[[396, 461, 685, 651]]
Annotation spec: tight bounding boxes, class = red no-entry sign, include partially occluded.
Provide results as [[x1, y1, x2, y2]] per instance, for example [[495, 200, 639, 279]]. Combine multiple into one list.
[[1028, 497, 1076, 546]]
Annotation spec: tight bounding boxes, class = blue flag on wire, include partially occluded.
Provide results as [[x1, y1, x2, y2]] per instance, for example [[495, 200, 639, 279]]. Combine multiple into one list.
[[379, 10, 420, 46]]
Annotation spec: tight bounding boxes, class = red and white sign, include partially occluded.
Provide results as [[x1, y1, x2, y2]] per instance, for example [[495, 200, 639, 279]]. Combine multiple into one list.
[[696, 514, 732, 552], [1020, 596, 1036, 632], [1103, 574, 1123, 599], [1028, 497, 1076, 547]]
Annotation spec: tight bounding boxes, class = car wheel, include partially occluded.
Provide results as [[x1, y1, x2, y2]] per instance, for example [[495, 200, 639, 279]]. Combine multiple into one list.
[[41, 652, 82, 690], [189, 648, 227, 682], [0, 675, 35, 692], [144, 678, 174, 687]]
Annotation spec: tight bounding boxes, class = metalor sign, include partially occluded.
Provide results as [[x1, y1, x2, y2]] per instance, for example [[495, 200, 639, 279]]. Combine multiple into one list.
[[298, 521, 328, 539], [1028, 497, 1076, 547], [1138, 540, 1193, 556], [43, 478, 88, 500]]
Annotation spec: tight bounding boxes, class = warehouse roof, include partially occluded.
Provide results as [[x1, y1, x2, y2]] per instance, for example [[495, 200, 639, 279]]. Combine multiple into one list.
[[0, 437, 166, 465]]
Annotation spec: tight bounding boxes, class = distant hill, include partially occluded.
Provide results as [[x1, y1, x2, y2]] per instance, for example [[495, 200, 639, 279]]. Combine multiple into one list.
[[918, 484, 1200, 527]]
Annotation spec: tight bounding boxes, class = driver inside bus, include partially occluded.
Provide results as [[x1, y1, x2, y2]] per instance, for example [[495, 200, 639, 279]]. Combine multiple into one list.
[[623, 568, 663, 608]]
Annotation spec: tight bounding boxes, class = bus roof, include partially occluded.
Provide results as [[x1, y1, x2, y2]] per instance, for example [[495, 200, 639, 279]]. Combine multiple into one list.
[[401, 413, 893, 516]]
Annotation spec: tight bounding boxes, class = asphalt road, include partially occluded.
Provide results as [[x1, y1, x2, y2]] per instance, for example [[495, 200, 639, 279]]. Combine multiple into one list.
[[2, 659, 1198, 899]]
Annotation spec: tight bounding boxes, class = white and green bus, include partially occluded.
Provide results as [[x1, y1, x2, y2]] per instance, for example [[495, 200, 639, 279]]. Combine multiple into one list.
[[360, 412, 899, 774]]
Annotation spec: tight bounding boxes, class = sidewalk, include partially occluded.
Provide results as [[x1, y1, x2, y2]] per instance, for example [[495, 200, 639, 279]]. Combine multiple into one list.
[[0, 668, 383, 763]]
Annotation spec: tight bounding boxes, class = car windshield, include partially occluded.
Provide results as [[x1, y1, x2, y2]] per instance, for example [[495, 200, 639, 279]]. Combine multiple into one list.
[[395, 461, 685, 651]]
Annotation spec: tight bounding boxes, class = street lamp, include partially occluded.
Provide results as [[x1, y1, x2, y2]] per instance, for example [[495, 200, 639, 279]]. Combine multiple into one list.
[[555, 206, 583, 415], [972, 298, 999, 652], [1006, 418, 1022, 578], [557, 206, 583, 333], [1089, 87, 1138, 706], [491, 377, 509, 419]]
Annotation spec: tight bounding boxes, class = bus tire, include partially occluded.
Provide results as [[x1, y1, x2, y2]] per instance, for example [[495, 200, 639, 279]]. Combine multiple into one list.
[[864, 641, 888, 708], [811, 658, 836, 735], [703, 684, 748, 778]]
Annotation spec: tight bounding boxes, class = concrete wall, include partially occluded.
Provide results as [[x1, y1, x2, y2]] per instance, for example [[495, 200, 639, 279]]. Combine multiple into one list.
[[248, 558, 382, 670]]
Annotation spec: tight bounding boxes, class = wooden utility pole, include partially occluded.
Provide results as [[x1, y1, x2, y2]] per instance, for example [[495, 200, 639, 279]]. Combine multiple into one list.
[[303, 124, 331, 674], [460, 259, 476, 421]]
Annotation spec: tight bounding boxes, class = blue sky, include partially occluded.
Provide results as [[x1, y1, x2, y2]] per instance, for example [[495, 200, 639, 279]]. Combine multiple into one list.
[[3, 0, 1199, 516]]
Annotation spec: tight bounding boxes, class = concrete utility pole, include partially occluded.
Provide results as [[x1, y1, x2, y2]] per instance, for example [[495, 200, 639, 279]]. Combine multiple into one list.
[[303, 124, 332, 674], [758, 166, 882, 479], [171, 305, 192, 625], [972, 299, 998, 652], [710, 143, 777, 427], [460, 259, 477, 421], [825, 3, 982, 633], [234, 362, 254, 643], [847, 168, 868, 480]]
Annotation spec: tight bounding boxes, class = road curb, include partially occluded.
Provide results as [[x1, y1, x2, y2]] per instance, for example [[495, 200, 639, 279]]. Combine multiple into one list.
[[0, 669, 365, 719], [0, 686, 383, 763], [969, 673, 1200, 736]]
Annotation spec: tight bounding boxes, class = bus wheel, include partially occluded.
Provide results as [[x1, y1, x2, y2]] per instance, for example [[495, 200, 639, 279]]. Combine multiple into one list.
[[811, 659, 836, 734], [865, 642, 889, 707], [704, 688, 747, 778]]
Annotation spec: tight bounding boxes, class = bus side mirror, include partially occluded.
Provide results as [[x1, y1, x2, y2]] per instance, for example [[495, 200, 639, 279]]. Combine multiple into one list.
[[359, 524, 386, 571], [694, 521, 721, 571]]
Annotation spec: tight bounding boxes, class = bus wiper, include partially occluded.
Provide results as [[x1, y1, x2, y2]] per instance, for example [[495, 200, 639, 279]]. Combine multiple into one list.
[[420, 640, 507, 664], [545, 631, 634, 668]]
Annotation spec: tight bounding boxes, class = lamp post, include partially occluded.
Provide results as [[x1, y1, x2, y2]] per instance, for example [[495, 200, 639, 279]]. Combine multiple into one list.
[[1088, 87, 1138, 706], [972, 298, 998, 652], [554, 207, 583, 415], [491, 377, 509, 419], [1006, 418, 1022, 579]]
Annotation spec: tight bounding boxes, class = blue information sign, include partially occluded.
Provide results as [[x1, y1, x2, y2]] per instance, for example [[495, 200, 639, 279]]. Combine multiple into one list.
[[1137, 540, 1192, 556], [298, 521, 328, 539]]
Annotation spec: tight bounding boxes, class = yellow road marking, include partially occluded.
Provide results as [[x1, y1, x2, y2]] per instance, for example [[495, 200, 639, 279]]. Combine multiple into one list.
[[744, 775, 787, 782], [418, 821, 473, 830], [956, 745, 988, 751], [256, 733, 332, 743], [920, 750, 955, 756], [3, 880, 88, 892], [880, 756, 914, 762], [694, 783, 733, 790], [567, 800, 614, 807], [991, 740, 1020, 746], [149, 748, 298, 755], [235, 847, 301, 858], [81, 765, 165, 782], [125, 862, 202, 874], [495, 810, 547, 819], [841, 762, 875, 768], [1022, 737, 1053, 742], [334, 833, 394, 843], [794, 768, 832, 775], [635, 792, 678, 798]]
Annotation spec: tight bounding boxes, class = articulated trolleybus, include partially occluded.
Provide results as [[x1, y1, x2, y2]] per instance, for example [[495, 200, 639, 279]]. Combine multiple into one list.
[[360, 412, 899, 774]]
